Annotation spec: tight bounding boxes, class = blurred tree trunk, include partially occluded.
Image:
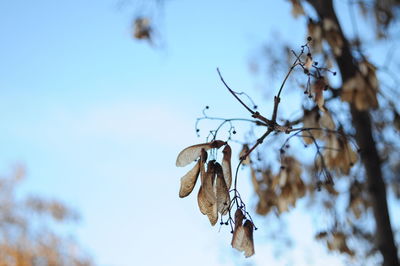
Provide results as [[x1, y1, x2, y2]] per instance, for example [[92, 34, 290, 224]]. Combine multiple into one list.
[[306, 0, 399, 265]]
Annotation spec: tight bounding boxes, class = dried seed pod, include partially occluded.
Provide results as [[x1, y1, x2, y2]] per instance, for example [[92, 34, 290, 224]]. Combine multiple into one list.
[[215, 163, 230, 215], [179, 160, 201, 198], [176, 140, 226, 167], [222, 144, 232, 189]]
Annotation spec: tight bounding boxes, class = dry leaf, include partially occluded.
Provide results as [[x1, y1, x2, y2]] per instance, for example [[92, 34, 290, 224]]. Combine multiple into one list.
[[176, 140, 226, 167], [179, 160, 201, 198]]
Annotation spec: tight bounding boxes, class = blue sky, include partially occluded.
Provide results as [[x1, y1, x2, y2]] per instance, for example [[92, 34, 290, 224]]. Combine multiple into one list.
[[0, 0, 378, 265]]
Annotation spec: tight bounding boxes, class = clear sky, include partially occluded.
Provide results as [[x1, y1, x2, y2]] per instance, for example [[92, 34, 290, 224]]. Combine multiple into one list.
[[0, 0, 373, 265]]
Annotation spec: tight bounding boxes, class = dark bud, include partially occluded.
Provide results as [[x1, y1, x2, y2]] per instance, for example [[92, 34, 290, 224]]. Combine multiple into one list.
[[225, 222, 229, 225], [333, 72, 337, 76], [304, 90, 308, 94], [280, 166, 286, 170], [308, 94, 313, 98], [196, 129, 200, 132], [314, 61, 318, 66], [286, 144, 290, 148], [255, 227, 258, 230], [304, 69, 309, 74], [280, 149, 285, 154], [307, 36, 312, 41], [324, 85, 329, 91], [205, 106, 209, 109], [307, 53, 311, 57], [232, 130, 237, 134], [253, 105, 258, 109], [220, 222, 224, 225], [304, 144, 308, 148]]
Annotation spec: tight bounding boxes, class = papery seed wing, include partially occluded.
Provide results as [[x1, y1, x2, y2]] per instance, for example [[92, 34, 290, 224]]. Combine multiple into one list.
[[319, 111, 336, 130], [197, 187, 208, 215], [242, 220, 255, 257], [234, 209, 245, 229], [179, 160, 201, 198], [239, 144, 251, 165], [199, 149, 208, 185], [206, 203, 218, 226], [231, 225, 245, 252], [176, 140, 226, 167], [222, 144, 232, 189], [198, 161, 218, 225], [215, 163, 230, 215], [176, 143, 212, 167], [304, 54, 313, 70], [203, 161, 217, 203]]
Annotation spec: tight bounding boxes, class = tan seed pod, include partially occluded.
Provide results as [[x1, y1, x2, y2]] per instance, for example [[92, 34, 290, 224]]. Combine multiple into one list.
[[179, 160, 201, 198], [222, 144, 232, 189], [176, 140, 226, 167]]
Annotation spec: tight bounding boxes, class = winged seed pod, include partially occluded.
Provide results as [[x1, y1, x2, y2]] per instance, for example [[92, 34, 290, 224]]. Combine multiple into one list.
[[222, 144, 232, 189], [231, 209, 255, 257], [215, 162, 230, 215], [179, 160, 201, 198], [176, 140, 226, 167], [197, 161, 218, 225]]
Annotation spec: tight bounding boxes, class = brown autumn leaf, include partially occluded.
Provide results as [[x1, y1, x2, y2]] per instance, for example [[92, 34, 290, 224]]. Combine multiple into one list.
[[176, 140, 226, 167], [179, 160, 201, 198], [222, 144, 232, 189]]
